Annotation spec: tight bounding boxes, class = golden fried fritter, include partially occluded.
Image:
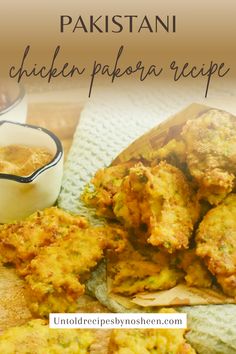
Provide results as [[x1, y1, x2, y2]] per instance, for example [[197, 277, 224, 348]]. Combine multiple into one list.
[[196, 193, 236, 297], [113, 162, 199, 253], [0, 207, 128, 317], [181, 109, 236, 205], [176, 249, 213, 288], [0, 207, 87, 271], [0, 319, 94, 354], [25, 228, 105, 316], [108, 241, 183, 296], [82, 162, 135, 218], [151, 110, 236, 205], [24, 224, 127, 317], [150, 138, 187, 170], [109, 309, 196, 354], [82, 159, 200, 253]]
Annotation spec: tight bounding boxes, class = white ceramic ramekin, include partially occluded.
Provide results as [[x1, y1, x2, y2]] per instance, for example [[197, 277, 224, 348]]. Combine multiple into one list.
[[0, 121, 64, 223], [0, 84, 27, 123]]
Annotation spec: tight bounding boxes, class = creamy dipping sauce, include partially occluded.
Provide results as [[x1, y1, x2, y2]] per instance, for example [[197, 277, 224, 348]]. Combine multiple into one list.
[[0, 145, 53, 176]]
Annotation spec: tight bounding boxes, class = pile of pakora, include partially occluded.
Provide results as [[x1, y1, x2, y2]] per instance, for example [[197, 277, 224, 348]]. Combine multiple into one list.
[[0, 207, 128, 317], [154, 109, 236, 205], [83, 109, 236, 299], [84, 161, 200, 253], [0, 108, 235, 353], [196, 194, 236, 298]]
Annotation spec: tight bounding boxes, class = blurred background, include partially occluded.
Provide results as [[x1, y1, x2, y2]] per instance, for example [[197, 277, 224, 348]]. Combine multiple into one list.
[[0, 0, 235, 155]]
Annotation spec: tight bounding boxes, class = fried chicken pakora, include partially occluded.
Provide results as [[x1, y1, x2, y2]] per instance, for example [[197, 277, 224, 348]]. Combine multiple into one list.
[[113, 162, 199, 253], [25, 224, 127, 317], [82, 162, 135, 218], [150, 138, 187, 171], [182, 109, 236, 205], [109, 309, 196, 354], [108, 241, 184, 296], [84, 161, 199, 253], [176, 249, 213, 288], [82, 108, 236, 300], [153, 110, 236, 205], [108, 239, 214, 296], [0, 207, 128, 317], [0, 207, 88, 272], [0, 319, 94, 354], [196, 193, 236, 297]]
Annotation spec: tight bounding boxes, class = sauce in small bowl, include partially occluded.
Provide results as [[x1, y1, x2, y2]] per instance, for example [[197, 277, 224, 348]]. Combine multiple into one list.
[[0, 121, 63, 223], [0, 145, 53, 177]]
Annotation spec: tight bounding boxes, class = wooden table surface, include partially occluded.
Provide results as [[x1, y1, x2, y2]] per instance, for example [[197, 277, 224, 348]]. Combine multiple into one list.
[[26, 89, 88, 157]]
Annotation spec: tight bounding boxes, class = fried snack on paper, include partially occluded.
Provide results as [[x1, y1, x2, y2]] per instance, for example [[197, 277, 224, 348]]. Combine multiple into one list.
[[151, 138, 187, 172], [108, 240, 214, 298], [0, 207, 88, 272], [111, 104, 206, 167], [113, 162, 200, 253], [108, 240, 184, 296], [84, 161, 199, 253], [0, 206, 128, 317], [109, 309, 196, 354], [82, 161, 135, 218], [182, 110, 236, 205], [23, 224, 127, 317], [0, 319, 94, 354], [196, 193, 236, 297], [83, 105, 236, 307], [153, 109, 236, 205], [176, 249, 213, 288], [132, 283, 235, 307]]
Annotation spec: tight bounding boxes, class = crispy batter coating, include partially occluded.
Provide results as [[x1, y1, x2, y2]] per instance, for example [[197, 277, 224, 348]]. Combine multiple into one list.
[[24, 227, 106, 316], [23, 224, 127, 317], [0, 207, 88, 271], [151, 110, 236, 205], [150, 138, 187, 170], [0, 207, 128, 317], [0, 319, 94, 354], [113, 162, 199, 253], [82, 162, 135, 218], [108, 241, 183, 296], [109, 309, 196, 354], [181, 109, 236, 205], [176, 249, 213, 288], [196, 194, 236, 297]]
